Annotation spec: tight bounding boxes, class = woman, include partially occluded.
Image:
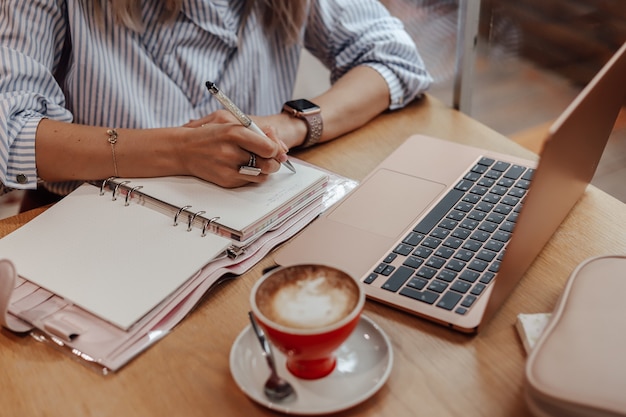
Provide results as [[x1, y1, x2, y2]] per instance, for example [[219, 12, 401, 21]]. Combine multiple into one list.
[[0, 0, 431, 198]]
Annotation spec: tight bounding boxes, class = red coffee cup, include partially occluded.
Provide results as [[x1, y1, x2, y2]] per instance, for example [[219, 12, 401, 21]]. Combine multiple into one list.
[[250, 264, 365, 379]]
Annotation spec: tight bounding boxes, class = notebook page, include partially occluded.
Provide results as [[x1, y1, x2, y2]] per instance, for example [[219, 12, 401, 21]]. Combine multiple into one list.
[[0, 184, 231, 330], [115, 161, 328, 238]]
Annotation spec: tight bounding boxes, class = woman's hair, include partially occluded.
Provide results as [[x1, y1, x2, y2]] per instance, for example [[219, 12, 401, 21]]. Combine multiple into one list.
[[93, 0, 307, 45]]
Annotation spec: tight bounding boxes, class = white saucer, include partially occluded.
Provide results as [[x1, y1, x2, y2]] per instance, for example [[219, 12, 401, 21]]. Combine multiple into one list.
[[229, 315, 393, 415]]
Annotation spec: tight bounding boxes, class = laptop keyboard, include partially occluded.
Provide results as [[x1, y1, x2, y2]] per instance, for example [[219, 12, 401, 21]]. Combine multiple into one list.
[[363, 157, 534, 315]]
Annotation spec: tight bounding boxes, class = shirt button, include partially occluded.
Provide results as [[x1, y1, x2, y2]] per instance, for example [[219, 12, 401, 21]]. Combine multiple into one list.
[[16, 173, 28, 184]]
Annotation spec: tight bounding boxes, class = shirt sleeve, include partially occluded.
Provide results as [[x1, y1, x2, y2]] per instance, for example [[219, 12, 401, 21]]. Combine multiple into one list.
[[0, 1, 74, 190], [304, 0, 433, 110]]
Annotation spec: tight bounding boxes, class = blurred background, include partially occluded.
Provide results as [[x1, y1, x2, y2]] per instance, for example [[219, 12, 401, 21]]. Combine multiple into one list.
[[1, 0, 624, 219]]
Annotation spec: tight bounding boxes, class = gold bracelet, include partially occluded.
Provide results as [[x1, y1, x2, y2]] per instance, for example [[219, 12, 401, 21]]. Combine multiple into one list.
[[106, 128, 119, 177]]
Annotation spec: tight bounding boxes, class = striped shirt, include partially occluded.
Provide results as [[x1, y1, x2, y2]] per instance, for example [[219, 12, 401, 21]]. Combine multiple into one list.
[[0, 0, 432, 195]]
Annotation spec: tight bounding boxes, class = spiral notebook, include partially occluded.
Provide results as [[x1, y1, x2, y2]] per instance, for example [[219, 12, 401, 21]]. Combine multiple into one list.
[[0, 160, 328, 331]]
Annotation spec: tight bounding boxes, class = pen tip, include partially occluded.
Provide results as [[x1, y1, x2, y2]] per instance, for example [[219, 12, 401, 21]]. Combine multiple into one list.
[[284, 160, 297, 173], [205, 81, 217, 92]]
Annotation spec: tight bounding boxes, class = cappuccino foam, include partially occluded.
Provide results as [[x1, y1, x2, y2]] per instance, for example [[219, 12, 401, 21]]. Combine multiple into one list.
[[256, 266, 359, 330]]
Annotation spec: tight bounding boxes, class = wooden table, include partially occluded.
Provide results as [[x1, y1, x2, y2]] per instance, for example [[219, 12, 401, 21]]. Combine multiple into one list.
[[2, 95, 625, 417]]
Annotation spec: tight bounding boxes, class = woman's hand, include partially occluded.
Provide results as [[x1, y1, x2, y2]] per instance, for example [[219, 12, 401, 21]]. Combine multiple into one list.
[[182, 110, 289, 188]]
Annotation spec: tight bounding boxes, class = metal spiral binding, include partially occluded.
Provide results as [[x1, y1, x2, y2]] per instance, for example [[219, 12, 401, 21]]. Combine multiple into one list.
[[125, 186, 144, 206]]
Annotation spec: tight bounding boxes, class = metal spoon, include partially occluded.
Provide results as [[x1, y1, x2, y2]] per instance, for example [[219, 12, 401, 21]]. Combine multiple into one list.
[[248, 312, 296, 402]]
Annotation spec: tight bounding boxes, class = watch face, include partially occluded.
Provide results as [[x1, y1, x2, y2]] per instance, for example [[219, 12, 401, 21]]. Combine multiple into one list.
[[285, 99, 319, 112]]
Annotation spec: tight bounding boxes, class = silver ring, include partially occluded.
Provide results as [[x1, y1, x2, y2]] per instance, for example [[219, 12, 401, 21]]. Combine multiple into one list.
[[239, 152, 261, 176]]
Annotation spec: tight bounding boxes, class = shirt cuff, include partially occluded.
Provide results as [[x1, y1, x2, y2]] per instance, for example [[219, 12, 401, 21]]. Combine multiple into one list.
[[365, 62, 409, 111], [5, 116, 43, 190]]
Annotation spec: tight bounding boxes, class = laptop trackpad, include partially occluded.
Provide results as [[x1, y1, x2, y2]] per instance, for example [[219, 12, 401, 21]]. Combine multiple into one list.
[[328, 169, 445, 238]]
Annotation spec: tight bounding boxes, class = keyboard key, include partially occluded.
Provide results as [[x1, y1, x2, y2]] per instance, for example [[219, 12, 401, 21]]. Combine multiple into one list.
[[486, 213, 505, 224], [476, 249, 497, 262], [516, 179, 531, 189], [431, 227, 451, 239], [428, 280, 448, 293], [500, 221, 515, 232], [478, 222, 497, 233], [399, 287, 439, 304], [455, 179, 474, 192], [413, 246, 433, 258], [501, 195, 520, 206], [504, 164, 526, 179], [364, 273, 378, 284], [508, 187, 526, 198], [492, 230, 511, 242], [471, 283, 486, 295], [462, 239, 482, 252], [442, 237, 463, 249], [469, 231, 490, 242], [459, 270, 480, 283], [484, 240, 504, 252], [460, 219, 479, 230], [479, 272, 495, 284], [522, 168, 535, 181], [447, 210, 466, 221], [461, 294, 477, 308], [402, 232, 424, 246], [416, 266, 437, 279], [482, 193, 501, 204], [438, 219, 458, 230], [466, 210, 486, 221], [452, 228, 471, 239], [437, 291, 462, 310], [477, 177, 495, 187], [382, 266, 414, 292], [451, 280, 471, 293], [422, 237, 442, 248], [468, 259, 488, 272], [484, 169, 502, 179], [393, 243, 413, 256], [455, 202, 473, 212], [471, 164, 488, 174], [489, 261, 500, 273], [445, 259, 466, 272], [477, 157, 495, 166], [492, 161, 510, 172], [437, 270, 457, 282], [493, 204, 512, 215], [407, 277, 428, 290], [426, 257, 446, 269], [490, 185, 508, 196], [463, 194, 481, 204], [464, 171, 481, 181], [469, 186, 488, 196], [434, 246, 455, 259], [414, 189, 464, 234], [497, 178, 515, 188], [476, 202, 494, 212], [454, 250, 474, 262], [383, 253, 397, 263], [402, 256, 424, 269]]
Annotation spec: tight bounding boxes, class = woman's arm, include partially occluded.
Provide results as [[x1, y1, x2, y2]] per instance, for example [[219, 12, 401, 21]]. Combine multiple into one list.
[[211, 66, 391, 149], [36, 114, 288, 189]]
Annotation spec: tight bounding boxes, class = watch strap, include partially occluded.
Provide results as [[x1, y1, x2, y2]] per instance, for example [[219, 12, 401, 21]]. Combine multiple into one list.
[[301, 111, 323, 148]]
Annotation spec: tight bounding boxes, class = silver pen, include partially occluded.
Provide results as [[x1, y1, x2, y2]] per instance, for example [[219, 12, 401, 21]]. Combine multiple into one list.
[[205, 81, 296, 173]]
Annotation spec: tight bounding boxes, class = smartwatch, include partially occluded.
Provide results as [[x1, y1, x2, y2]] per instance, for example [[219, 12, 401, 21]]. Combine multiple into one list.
[[282, 99, 323, 148]]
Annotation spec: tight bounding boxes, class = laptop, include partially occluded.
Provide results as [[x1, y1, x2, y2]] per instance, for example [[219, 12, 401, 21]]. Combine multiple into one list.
[[275, 41, 626, 333]]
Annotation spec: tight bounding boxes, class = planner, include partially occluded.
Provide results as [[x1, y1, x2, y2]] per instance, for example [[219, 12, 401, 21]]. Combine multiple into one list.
[[0, 158, 351, 372], [110, 161, 329, 244], [0, 160, 328, 330]]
